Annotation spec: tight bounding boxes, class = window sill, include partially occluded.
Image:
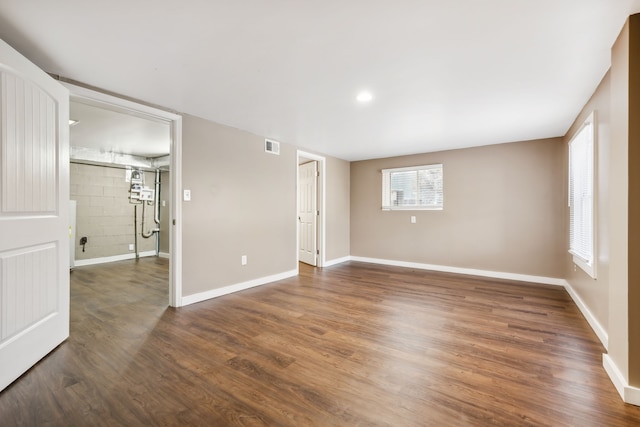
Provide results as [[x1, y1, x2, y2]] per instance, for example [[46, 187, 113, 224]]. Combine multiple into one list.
[[570, 252, 597, 279]]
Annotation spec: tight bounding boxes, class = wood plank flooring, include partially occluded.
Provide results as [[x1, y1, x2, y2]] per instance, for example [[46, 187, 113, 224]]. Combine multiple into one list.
[[1, 258, 640, 426]]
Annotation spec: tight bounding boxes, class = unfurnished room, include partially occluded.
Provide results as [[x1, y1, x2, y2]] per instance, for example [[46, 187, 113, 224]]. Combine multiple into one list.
[[2, 1, 640, 426]]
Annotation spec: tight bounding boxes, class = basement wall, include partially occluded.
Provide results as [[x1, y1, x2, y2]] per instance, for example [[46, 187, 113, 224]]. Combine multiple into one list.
[[70, 163, 158, 260]]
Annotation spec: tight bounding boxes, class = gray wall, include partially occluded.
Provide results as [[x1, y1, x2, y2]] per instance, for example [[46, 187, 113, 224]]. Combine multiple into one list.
[[325, 154, 350, 261], [350, 138, 565, 278], [70, 163, 156, 260]]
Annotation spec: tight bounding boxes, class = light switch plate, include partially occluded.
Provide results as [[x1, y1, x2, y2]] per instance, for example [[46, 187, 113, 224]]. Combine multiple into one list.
[[183, 189, 191, 201]]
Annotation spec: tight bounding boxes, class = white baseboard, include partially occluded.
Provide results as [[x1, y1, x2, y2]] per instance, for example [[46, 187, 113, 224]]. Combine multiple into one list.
[[323, 256, 351, 267], [74, 251, 157, 267], [158, 252, 170, 259], [562, 280, 608, 349], [603, 354, 640, 406], [181, 269, 298, 306], [350, 256, 565, 286]]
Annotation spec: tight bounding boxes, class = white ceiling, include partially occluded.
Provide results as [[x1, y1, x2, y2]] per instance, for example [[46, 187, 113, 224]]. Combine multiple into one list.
[[70, 100, 170, 158], [1, 0, 640, 161]]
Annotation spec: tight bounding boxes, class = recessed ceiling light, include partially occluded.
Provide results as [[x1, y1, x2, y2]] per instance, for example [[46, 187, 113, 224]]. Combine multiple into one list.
[[69, 119, 79, 126], [356, 91, 373, 103]]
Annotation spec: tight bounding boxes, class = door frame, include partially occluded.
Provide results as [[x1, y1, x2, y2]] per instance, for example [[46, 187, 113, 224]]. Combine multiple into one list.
[[61, 82, 183, 307], [297, 150, 325, 268]]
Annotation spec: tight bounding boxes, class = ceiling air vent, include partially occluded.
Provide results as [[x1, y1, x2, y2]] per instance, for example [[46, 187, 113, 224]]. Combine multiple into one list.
[[265, 139, 280, 155]]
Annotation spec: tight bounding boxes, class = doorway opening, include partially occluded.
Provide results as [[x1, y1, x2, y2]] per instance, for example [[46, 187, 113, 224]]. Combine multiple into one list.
[[297, 150, 326, 268], [63, 82, 183, 307]]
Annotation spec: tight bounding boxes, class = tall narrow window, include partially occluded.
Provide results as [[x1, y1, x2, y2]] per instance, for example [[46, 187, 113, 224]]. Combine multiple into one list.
[[382, 164, 443, 210], [568, 112, 596, 278]]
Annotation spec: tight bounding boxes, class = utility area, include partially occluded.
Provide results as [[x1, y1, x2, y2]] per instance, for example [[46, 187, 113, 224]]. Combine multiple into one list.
[[68, 98, 171, 268], [128, 167, 162, 259]]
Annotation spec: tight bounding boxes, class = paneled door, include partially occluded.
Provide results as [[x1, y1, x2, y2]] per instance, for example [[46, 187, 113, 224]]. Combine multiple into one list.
[[0, 39, 69, 391], [298, 161, 317, 266]]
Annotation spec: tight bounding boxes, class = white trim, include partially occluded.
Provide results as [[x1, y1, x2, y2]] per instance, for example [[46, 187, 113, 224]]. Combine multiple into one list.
[[382, 163, 444, 211], [170, 116, 183, 307], [323, 256, 352, 267], [604, 353, 626, 400], [562, 279, 608, 349], [181, 269, 298, 306], [350, 256, 565, 286], [568, 111, 597, 279], [158, 252, 170, 259], [603, 354, 640, 406], [74, 251, 156, 267], [297, 151, 326, 268], [381, 163, 443, 174], [61, 81, 183, 308]]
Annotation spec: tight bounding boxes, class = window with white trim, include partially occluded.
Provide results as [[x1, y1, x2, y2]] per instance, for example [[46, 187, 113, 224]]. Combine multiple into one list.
[[568, 112, 596, 278], [382, 164, 443, 210]]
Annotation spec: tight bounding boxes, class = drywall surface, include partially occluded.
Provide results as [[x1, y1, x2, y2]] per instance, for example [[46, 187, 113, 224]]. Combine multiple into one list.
[[181, 114, 297, 296], [350, 138, 565, 278]]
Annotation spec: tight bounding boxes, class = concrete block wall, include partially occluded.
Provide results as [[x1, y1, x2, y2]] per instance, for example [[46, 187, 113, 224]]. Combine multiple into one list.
[[70, 163, 157, 260]]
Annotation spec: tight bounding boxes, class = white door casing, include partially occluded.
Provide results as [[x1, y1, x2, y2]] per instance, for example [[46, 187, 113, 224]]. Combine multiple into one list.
[[0, 39, 70, 391], [61, 82, 183, 307], [298, 161, 317, 266]]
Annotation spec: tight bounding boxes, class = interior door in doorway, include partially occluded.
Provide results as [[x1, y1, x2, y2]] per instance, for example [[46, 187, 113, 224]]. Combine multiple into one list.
[[0, 39, 70, 391], [299, 161, 318, 266]]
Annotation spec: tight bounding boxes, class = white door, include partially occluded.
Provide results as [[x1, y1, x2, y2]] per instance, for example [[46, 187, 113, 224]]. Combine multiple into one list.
[[0, 39, 70, 391], [298, 161, 318, 266]]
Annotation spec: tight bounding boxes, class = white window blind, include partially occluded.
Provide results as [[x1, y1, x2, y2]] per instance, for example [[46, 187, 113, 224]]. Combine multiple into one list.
[[382, 164, 443, 210], [568, 113, 595, 277]]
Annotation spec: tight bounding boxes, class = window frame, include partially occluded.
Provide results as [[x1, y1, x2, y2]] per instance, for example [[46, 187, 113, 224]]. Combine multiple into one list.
[[381, 163, 443, 211], [568, 111, 597, 279]]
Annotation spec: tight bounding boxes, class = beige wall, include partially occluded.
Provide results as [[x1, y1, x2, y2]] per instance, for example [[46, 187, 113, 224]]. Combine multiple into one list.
[[607, 14, 640, 387], [159, 170, 171, 254], [563, 71, 611, 333], [628, 14, 640, 387], [70, 163, 155, 260], [350, 139, 565, 278], [325, 155, 350, 262], [609, 16, 631, 383], [181, 114, 297, 296], [181, 115, 351, 297]]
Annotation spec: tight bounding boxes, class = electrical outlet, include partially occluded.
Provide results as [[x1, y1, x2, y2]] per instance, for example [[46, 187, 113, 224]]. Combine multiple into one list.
[[129, 244, 134, 251], [183, 189, 191, 201], [241, 255, 247, 265], [411, 216, 416, 224], [162, 200, 166, 207]]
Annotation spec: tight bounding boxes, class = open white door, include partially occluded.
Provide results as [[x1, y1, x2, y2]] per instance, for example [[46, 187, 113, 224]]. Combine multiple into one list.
[[0, 39, 69, 391], [298, 161, 318, 266]]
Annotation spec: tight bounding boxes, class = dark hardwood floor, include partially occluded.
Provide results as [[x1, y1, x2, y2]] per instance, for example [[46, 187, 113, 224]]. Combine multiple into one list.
[[1, 258, 640, 426]]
